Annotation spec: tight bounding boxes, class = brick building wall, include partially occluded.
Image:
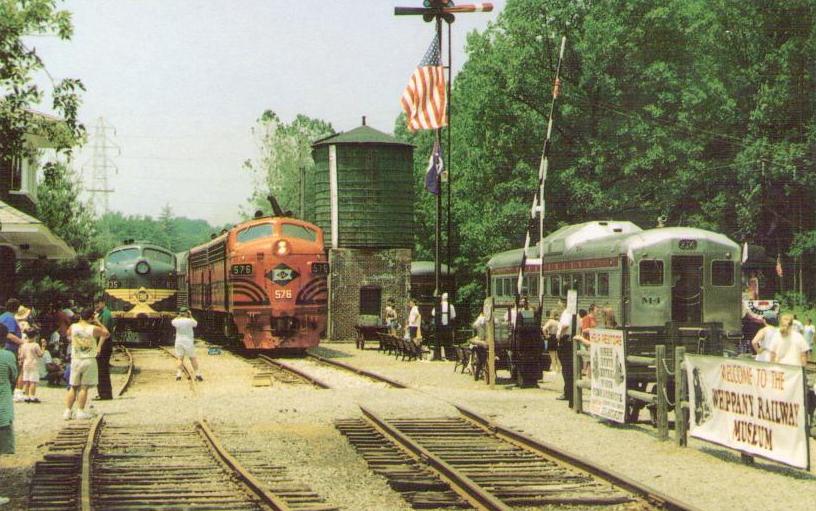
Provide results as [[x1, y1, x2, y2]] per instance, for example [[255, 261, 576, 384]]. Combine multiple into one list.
[[327, 248, 411, 340]]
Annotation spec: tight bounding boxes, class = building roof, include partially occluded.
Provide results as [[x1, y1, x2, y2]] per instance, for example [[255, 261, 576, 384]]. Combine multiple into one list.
[[0, 201, 75, 260], [312, 125, 413, 147]]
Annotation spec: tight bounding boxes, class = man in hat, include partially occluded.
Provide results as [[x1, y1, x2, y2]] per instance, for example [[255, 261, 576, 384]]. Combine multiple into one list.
[[431, 292, 456, 359], [0, 323, 17, 505], [172, 307, 202, 382], [94, 298, 115, 400]]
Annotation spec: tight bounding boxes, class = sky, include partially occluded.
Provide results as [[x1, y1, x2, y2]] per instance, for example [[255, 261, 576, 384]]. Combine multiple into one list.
[[27, 1, 506, 226]]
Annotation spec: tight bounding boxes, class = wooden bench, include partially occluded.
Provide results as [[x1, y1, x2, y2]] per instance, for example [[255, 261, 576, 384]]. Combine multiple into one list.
[[354, 325, 388, 350]]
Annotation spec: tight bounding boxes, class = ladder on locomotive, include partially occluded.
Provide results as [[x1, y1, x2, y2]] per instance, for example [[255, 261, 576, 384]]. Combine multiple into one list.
[[515, 36, 567, 309]]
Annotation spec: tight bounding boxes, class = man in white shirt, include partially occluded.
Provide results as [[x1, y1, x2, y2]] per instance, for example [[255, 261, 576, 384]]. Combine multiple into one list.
[[792, 315, 804, 335], [432, 293, 456, 358], [172, 308, 202, 382], [407, 300, 421, 344]]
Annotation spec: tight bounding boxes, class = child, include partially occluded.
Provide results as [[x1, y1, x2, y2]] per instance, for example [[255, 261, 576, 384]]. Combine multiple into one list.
[[19, 328, 44, 403]]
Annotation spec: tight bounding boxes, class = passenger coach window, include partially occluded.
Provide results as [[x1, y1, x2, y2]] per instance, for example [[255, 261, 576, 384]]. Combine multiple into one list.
[[551, 275, 561, 297], [528, 276, 539, 297], [585, 273, 595, 296], [143, 249, 173, 265], [107, 248, 139, 264], [598, 273, 609, 296], [281, 223, 317, 242], [639, 260, 664, 286], [237, 224, 273, 243], [711, 261, 735, 286], [561, 274, 570, 296], [572, 274, 584, 295]]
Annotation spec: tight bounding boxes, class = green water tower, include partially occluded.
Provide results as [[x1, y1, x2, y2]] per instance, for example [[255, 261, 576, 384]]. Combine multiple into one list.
[[310, 118, 414, 249]]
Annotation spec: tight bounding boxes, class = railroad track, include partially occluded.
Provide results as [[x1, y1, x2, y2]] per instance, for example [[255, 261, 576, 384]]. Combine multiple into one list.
[[337, 406, 698, 511], [114, 345, 134, 398], [30, 415, 336, 511]]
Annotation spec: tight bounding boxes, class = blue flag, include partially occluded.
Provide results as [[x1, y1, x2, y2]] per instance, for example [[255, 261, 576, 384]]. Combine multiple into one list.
[[425, 140, 444, 195]]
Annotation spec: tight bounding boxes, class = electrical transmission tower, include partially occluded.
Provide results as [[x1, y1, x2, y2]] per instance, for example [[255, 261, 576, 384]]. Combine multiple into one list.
[[83, 117, 120, 214]]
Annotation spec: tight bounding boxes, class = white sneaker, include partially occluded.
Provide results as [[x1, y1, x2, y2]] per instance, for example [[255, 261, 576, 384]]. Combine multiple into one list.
[[75, 410, 94, 420], [62, 409, 73, 421], [13, 394, 24, 403], [0, 495, 10, 505]]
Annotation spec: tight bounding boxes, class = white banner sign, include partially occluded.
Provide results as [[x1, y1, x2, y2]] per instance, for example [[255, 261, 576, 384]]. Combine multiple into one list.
[[588, 328, 627, 423], [685, 355, 809, 470]]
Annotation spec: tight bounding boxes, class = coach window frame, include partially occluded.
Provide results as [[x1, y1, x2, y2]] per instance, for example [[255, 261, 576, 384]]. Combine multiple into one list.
[[711, 260, 735, 287], [585, 272, 595, 296], [598, 272, 610, 296], [639, 259, 664, 287]]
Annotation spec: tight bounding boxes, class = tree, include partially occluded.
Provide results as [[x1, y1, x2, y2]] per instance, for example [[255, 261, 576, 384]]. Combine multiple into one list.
[[0, 0, 85, 164], [404, 0, 816, 309], [243, 111, 333, 217]]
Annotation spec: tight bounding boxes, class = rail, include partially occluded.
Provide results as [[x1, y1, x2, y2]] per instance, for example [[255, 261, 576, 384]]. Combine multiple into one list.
[[158, 345, 197, 394], [360, 406, 512, 511], [195, 420, 294, 511], [456, 405, 700, 511], [114, 345, 134, 398], [79, 415, 104, 511], [257, 354, 332, 389], [307, 351, 408, 388]]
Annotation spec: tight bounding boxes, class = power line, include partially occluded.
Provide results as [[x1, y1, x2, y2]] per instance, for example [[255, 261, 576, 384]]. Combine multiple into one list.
[[82, 117, 120, 214]]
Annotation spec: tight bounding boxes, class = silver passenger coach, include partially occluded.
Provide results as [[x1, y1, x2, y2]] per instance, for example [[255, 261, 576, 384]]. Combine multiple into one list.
[[487, 221, 742, 340]]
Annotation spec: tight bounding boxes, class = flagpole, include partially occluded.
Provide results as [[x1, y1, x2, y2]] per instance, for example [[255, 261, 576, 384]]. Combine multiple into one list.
[[433, 14, 444, 362], [446, 20, 452, 288]]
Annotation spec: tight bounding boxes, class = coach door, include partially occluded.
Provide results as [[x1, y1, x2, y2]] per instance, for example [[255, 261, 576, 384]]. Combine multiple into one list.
[[671, 256, 703, 323]]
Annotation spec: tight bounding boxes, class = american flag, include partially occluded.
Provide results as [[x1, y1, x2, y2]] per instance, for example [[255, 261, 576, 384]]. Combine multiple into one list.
[[401, 33, 447, 132]]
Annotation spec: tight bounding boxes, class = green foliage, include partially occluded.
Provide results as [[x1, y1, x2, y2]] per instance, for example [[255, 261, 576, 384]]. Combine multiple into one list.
[[96, 210, 221, 254], [0, 0, 85, 163], [403, 0, 816, 310], [243, 111, 334, 217]]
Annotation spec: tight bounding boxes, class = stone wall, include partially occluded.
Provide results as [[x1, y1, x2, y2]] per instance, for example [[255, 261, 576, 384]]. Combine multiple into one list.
[[327, 248, 411, 340]]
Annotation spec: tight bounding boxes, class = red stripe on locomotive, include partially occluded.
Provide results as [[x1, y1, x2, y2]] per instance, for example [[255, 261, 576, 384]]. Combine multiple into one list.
[[187, 217, 327, 350]]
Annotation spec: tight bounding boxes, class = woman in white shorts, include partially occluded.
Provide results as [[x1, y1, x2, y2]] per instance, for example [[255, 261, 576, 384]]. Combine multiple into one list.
[[172, 308, 202, 382], [64, 307, 109, 420]]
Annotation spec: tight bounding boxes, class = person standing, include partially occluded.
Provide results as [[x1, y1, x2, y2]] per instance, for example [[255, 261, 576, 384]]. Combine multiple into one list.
[[803, 319, 815, 354], [172, 308, 202, 382], [0, 323, 16, 506], [18, 328, 43, 403], [792, 314, 804, 335], [384, 299, 398, 336], [431, 293, 456, 358], [542, 311, 560, 374], [1, 299, 23, 405], [94, 299, 115, 400], [64, 308, 109, 420], [407, 300, 421, 344], [768, 313, 810, 367], [751, 312, 778, 362], [556, 306, 575, 404]]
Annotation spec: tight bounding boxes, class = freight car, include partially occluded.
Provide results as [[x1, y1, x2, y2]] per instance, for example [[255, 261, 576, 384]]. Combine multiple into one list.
[[101, 240, 178, 343], [185, 206, 328, 350], [487, 221, 743, 343]]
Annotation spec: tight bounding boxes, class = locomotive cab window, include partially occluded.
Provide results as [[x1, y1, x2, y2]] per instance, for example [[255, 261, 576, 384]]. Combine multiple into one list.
[[107, 248, 139, 264], [639, 260, 664, 286], [237, 224, 273, 243], [711, 260, 735, 286], [281, 223, 317, 242], [143, 248, 174, 266]]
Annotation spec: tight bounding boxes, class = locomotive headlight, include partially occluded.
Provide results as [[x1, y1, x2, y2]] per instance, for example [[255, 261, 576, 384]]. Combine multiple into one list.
[[274, 240, 290, 256], [135, 261, 151, 275]]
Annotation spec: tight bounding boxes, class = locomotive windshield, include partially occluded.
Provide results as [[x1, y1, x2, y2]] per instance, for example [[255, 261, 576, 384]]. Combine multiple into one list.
[[236, 224, 273, 243], [107, 248, 139, 264], [281, 223, 317, 242], [143, 248, 174, 265]]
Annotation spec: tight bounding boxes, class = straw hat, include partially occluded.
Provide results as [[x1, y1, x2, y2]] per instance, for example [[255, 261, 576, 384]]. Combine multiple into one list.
[[15, 306, 31, 321]]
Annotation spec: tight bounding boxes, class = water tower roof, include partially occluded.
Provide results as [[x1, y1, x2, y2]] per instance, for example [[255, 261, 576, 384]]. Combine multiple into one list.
[[312, 125, 413, 147]]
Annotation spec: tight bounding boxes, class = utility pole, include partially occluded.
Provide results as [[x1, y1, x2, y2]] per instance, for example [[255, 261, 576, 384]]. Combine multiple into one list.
[[83, 117, 120, 214]]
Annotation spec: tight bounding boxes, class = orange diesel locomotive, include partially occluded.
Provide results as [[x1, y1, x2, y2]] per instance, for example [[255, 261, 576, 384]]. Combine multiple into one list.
[[186, 212, 328, 350]]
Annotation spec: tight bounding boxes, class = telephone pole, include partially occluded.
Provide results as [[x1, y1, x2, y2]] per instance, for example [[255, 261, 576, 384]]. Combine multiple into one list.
[[83, 117, 119, 214]]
